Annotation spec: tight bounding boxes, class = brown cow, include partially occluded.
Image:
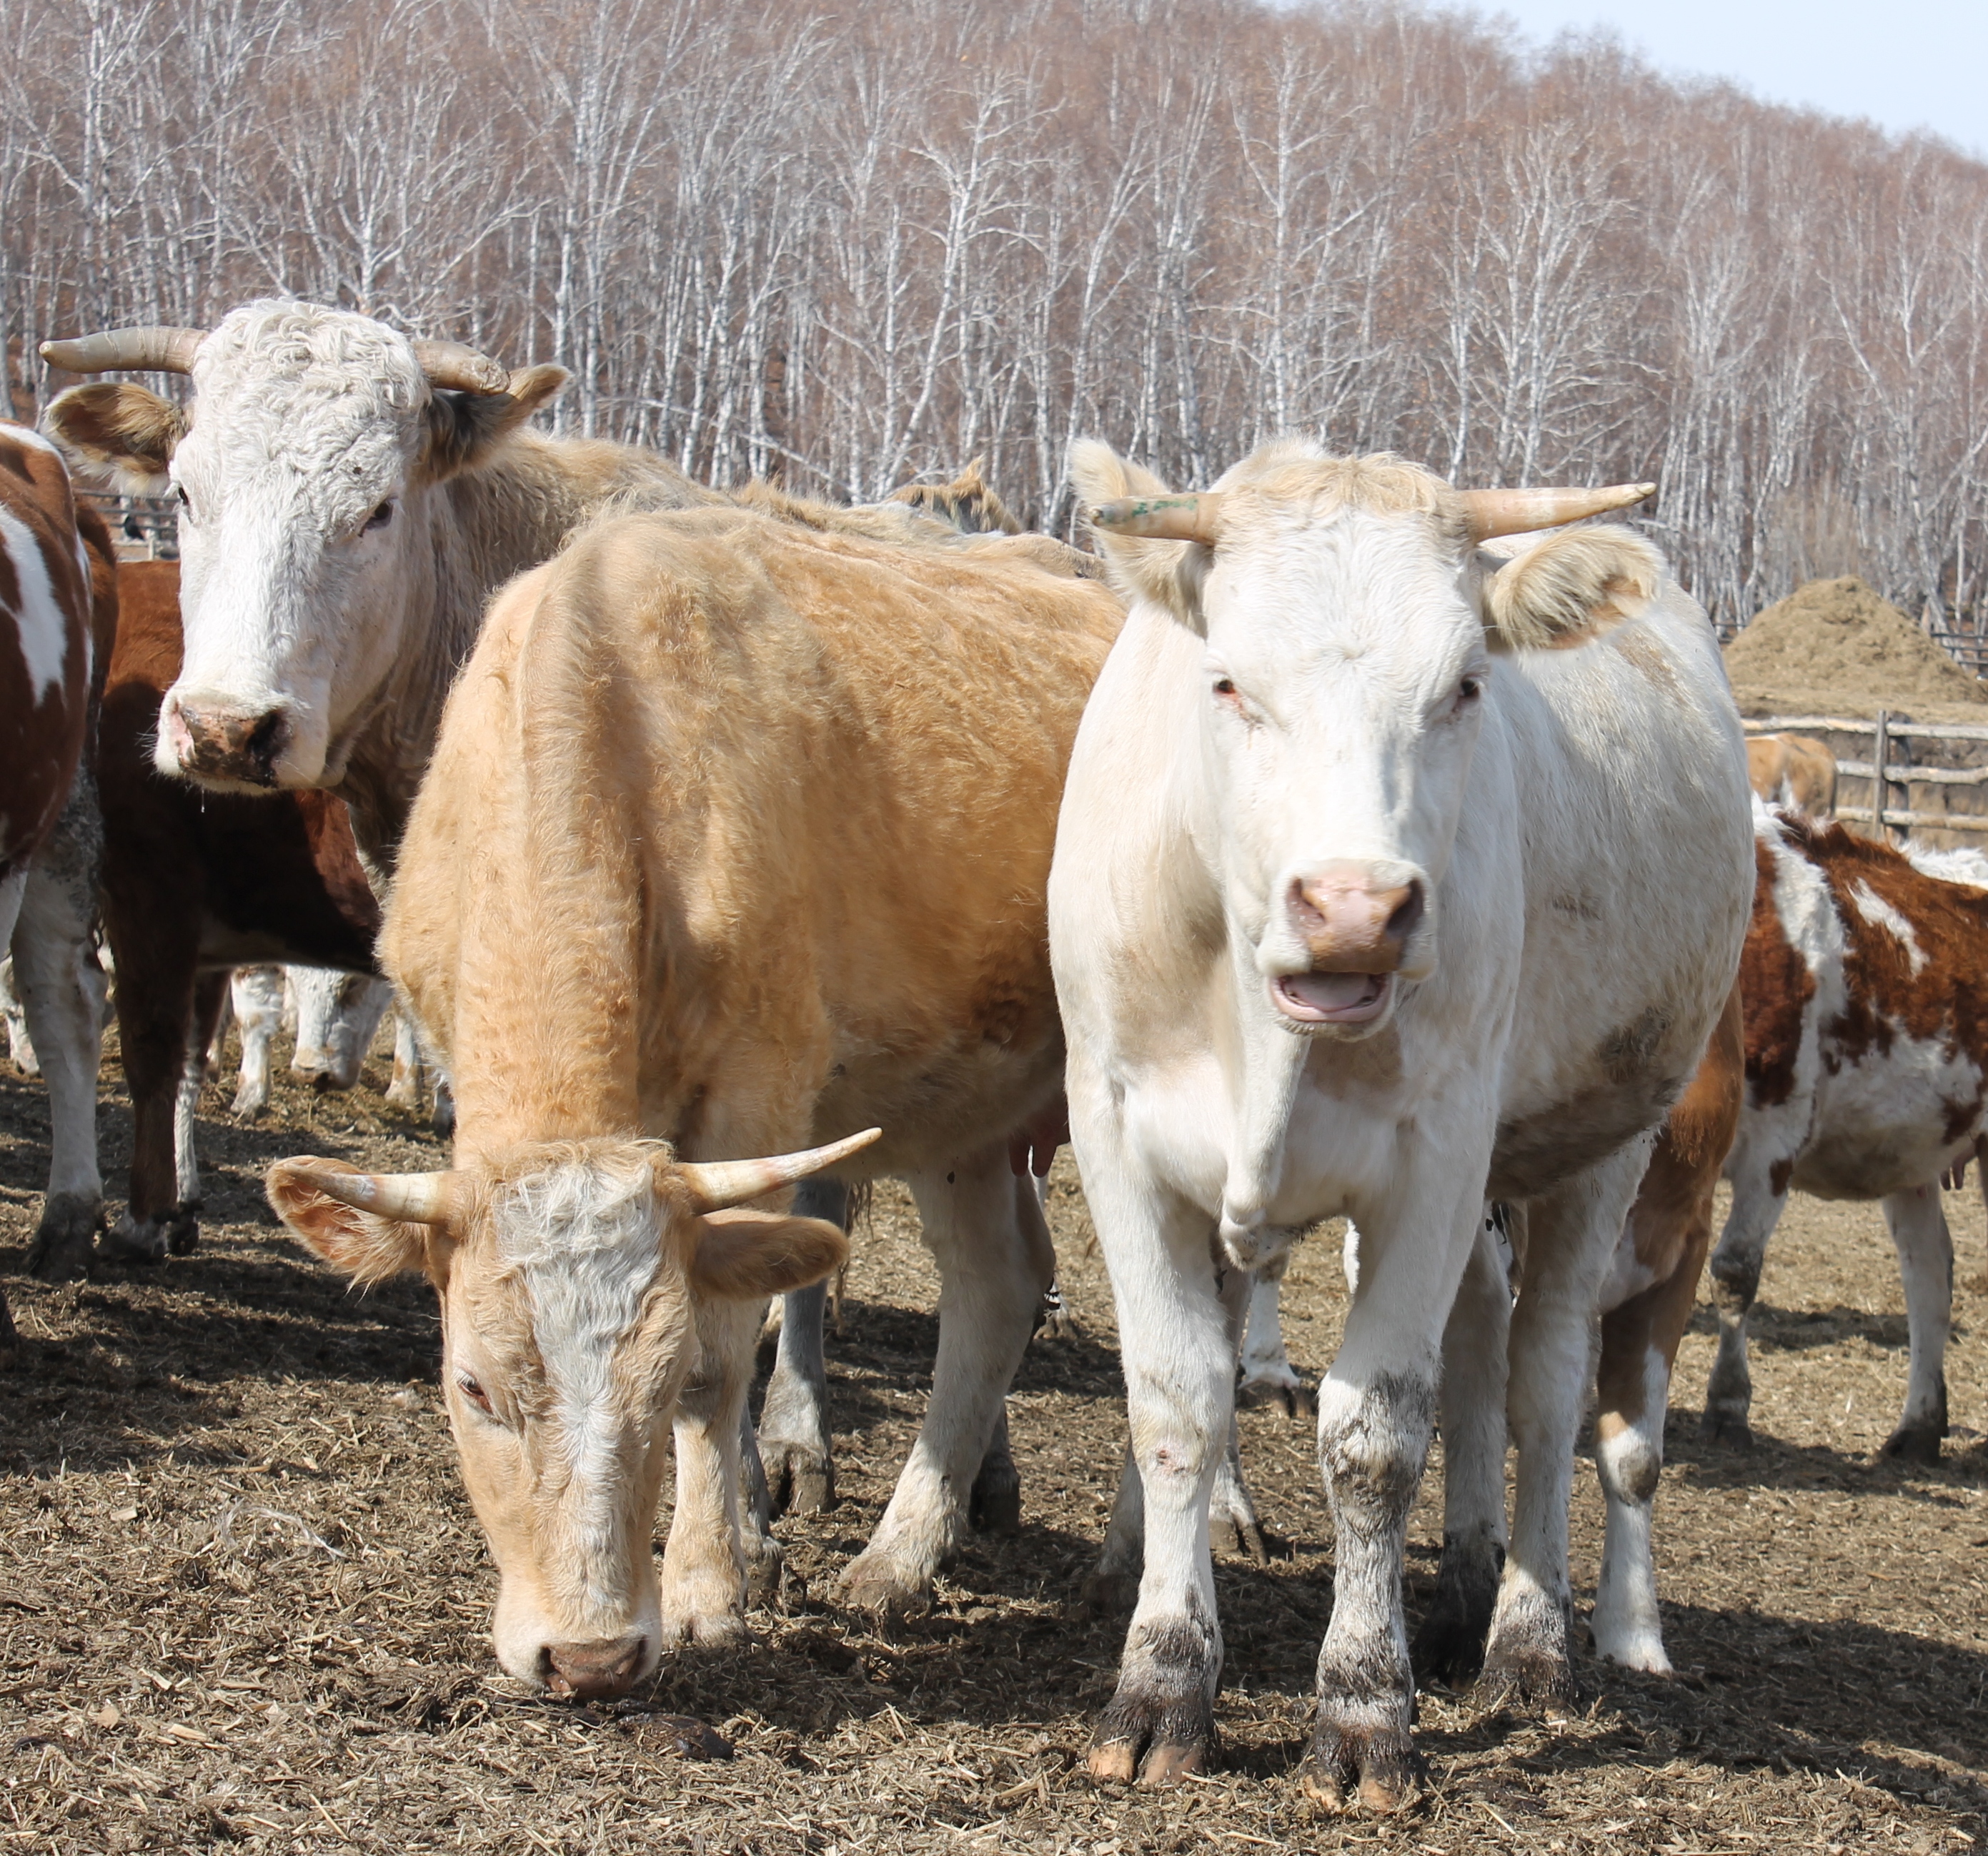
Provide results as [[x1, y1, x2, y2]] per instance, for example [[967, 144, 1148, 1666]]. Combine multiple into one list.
[[0, 423, 114, 1312], [1746, 733, 1837, 820], [91, 560, 381, 1264]]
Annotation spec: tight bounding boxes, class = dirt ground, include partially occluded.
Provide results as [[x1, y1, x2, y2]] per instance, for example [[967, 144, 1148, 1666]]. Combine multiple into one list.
[[1, 1023, 1984, 1855]]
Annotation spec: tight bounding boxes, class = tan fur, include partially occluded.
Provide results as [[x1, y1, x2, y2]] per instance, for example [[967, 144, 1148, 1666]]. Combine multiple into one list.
[[1746, 733, 1837, 820], [888, 457, 1023, 535], [1483, 526, 1661, 652]]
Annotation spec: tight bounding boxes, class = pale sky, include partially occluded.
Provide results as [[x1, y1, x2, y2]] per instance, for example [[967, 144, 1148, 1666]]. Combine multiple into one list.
[[1486, 0, 1988, 159]]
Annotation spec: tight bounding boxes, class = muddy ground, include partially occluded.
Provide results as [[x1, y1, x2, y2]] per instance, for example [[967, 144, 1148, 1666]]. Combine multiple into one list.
[[1, 1023, 1984, 1854]]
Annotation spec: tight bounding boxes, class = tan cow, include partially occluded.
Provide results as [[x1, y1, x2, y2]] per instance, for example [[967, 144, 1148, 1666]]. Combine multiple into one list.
[[1746, 733, 1837, 820], [269, 505, 1123, 1694]]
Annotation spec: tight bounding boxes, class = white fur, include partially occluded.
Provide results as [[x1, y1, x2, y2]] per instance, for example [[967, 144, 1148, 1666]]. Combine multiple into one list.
[[1847, 879, 1927, 974], [0, 501, 72, 700]]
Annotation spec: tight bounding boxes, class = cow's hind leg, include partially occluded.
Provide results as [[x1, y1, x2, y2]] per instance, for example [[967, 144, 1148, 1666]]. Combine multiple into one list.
[[16, 788, 107, 1281], [1481, 1143, 1649, 1709], [1238, 1249, 1310, 1415], [840, 1148, 1051, 1615], [1412, 1209, 1511, 1688], [757, 1178, 847, 1514], [1703, 1150, 1791, 1445], [1879, 1186, 1952, 1463]]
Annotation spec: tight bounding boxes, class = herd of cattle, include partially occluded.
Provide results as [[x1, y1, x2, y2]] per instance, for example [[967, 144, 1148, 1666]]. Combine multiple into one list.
[[1, 300, 1982, 1812]]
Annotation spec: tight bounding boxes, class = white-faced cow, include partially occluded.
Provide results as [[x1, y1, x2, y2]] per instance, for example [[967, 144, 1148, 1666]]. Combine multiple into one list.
[[1049, 441, 1752, 1808], [267, 505, 1123, 1692], [1706, 808, 1988, 1462], [0, 423, 119, 1309]]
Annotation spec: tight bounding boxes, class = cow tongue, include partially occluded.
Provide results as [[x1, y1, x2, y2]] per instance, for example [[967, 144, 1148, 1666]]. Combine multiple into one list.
[[1281, 971, 1383, 1016]]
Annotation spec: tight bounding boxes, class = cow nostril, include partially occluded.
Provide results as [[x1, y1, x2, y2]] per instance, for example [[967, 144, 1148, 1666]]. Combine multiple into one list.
[[1385, 881, 1424, 943], [544, 1633, 646, 1699], [244, 708, 286, 770]]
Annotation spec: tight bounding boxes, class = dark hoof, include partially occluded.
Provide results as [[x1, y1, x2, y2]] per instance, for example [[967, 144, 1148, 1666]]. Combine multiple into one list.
[[1478, 1642, 1581, 1714], [1699, 1407, 1753, 1448], [1087, 1694, 1215, 1787], [767, 1444, 833, 1517], [1411, 1605, 1488, 1689], [1215, 1512, 1270, 1566], [97, 1216, 169, 1266], [743, 1535, 786, 1609], [1080, 1569, 1139, 1617], [1881, 1423, 1944, 1465], [165, 1206, 201, 1257], [25, 1192, 101, 1282], [969, 1460, 1022, 1536], [1298, 1719, 1426, 1813], [1238, 1376, 1313, 1419]]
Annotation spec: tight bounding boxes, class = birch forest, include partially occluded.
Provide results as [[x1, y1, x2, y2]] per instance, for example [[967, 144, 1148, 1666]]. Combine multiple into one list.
[[4, 0, 1987, 635]]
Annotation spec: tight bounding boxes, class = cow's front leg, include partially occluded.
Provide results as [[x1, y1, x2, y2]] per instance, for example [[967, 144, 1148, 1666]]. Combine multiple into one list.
[[1879, 1186, 1952, 1463], [15, 820, 107, 1281], [658, 1295, 762, 1645], [840, 1149, 1051, 1614], [1703, 1146, 1791, 1445], [1302, 1176, 1481, 1814], [1482, 1143, 1649, 1707], [1413, 1209, 1512, 1688], [757, 1176, 847, 1514]]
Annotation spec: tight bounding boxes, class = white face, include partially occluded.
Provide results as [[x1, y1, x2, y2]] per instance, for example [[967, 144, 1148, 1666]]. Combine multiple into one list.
[[1196, 510, 1489, 1038], [156, 307, 431, 790]]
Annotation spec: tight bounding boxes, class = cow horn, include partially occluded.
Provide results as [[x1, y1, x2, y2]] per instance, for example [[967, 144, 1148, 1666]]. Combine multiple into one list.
[[676, 1127, 883, 1213], [1460, 482, 1656, 541], [39, 327, 206, 376], [409, 339, 510, 395], [1086, 492, 1226, 545], [300, 1163, 459, 1226]]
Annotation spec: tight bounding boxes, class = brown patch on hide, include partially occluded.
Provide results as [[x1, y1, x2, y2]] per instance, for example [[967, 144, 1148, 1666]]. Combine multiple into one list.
[[1769, 1156, 1795, 1197], [1740, 836, 1813, 1108]]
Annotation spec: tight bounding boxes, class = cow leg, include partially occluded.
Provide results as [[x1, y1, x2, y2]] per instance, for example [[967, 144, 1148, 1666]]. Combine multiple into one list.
[[1411, 1209, 1512, 1688], [970, 1401, 1022, 1535], [1481, 1142, 1650, 1709], [757, 1178, 846, 1515], [1087, 1439, 1145, 1614], [1238, 1249, 1310, 1416], [841, 1147, 1052, 1614], [0, 873, 21, 1339], [15, 793, 107, 1281], [657, 1292, 763, 1646], [1879, 1186, 1952, 1463], [169, 973, 230, 1242], [229, 967, 285, 1118], [1704, 1156, 1791, 1446], [386, 1007, 422, 1109]]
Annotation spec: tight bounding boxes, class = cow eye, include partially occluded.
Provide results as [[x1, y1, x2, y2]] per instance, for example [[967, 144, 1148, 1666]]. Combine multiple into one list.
[[455, 1373, 493, 1414], [362, 498, 396, 534], [1457, 674, 1485, 705]]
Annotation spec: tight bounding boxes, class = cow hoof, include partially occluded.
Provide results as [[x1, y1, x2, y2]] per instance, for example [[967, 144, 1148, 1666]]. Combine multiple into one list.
[[765, 1442, 834, 1517], [1699, 1406, 1752, 1448], [838, 1551, 931, 1619], [1880, 1423, 1944, 1465], [1238, 1374, 1313, 1419], [97, 1214, 169, 1266], [25, 1192, 101, 1282], [743, 1533, 786, 1608], [1411, 1607, 1488, 1690], [1477, 1642, 1581, 1714], [968, 1459, 1022, 1535], [1298, 1719, 1425, 1814], [1087, 1689, 1216, 1787], [658, 1570, 748, 1647], [164, 1209, 201, 1257], [1080, 1568, 1139, 1617]]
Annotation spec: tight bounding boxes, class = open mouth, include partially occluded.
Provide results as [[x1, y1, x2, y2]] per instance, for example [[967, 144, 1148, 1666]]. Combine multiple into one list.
[[1272, 970, 1393, 1026]]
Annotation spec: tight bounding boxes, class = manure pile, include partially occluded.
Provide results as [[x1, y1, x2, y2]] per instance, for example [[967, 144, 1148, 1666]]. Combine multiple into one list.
[[1723, 575, 1988, 720]]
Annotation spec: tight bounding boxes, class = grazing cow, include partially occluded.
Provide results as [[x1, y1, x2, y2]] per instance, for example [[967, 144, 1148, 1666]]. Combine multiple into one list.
[[1746, 733, 1837, 821], [220, 966, 399, 1118], [267, 503, 1121, 1693], [1706, 810, 1988, 1462], [1050, 442, 1752, 1807], [91, 560, 381, 1261], [0, 423, 114, 1314]]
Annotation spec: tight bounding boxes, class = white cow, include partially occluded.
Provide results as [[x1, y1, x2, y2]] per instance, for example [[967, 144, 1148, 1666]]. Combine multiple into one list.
[[1049, 442, 1751, 1809]]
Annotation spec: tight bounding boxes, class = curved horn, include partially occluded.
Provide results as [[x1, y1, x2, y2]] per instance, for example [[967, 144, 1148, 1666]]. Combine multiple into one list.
[[1086, 492, 1226, 545], [291, 1162, 460, 1226], [1461, 482, 1655, 542], [677, 1127, 883, 1213], [39, 327, 206, 376], [410, 338, 510, 395]]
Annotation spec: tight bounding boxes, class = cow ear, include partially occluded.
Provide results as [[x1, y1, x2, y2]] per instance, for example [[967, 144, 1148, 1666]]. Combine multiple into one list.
[[44, 384, 184, 494], [1069, 439, 1211, 630], [689, 1209, 849, 1301], [1481, 525, 1661, 652], [422, 364, 570, 481], [267, 1158, 439, 1285]]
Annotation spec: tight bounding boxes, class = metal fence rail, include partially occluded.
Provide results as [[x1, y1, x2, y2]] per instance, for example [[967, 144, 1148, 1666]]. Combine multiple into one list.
[[1743, 711, 1988, 835]]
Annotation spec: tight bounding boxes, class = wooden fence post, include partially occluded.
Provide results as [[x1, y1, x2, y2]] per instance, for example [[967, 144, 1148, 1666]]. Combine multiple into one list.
[[1873, 708, 1892, 840]]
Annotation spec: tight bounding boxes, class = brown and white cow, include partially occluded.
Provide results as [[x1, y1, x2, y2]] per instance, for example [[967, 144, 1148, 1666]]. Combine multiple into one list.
[[1746, 733, 1837, 821], [1706, 808, 1988, 1461], [0, 422, 115, 1309], [267, 504, 1123, 1692]]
